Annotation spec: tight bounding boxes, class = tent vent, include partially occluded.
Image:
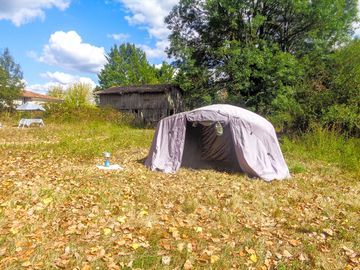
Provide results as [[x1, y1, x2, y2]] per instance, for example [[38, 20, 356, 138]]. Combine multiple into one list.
[[215, 122, 223, 136]]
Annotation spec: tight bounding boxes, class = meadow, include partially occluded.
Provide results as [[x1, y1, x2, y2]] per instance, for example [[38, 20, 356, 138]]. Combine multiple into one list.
[[0, 112, 359, 269]]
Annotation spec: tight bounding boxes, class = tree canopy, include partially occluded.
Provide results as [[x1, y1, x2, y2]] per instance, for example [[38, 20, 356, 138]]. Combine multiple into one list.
[[0, 48, 24, 109], [98, 43, 174, 89], [165, 0, 359, 134]]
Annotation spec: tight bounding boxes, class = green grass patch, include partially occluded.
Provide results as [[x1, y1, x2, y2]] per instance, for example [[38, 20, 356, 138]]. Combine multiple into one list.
[[282, 127, 360, 177]]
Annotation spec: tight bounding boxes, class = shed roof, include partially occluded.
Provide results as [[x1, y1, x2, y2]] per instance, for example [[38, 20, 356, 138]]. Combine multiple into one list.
[[97, 84, 181, 95]]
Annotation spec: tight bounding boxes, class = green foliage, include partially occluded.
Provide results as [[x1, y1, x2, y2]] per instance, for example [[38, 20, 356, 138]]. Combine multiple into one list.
[[44, 103, 134, 126], [293, 39, 360, 135], [0, 48, 24, 110], [98, 43, 159, 89], [48, 85, 66, 99], [65, 82, 93, 108], [282, 127, 360, 177], [97, 44, 176, 90], [155, 61, 175, 83], [324, 40, 360, 135], [322, 104, 359, 136], [46, 82, 101, 124], [165, 0, 359, 135], [48, 82, 93, 114]]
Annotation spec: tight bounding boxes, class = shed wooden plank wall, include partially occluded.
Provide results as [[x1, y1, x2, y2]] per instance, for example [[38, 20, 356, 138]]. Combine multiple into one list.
[[99, 87, 183, 125]]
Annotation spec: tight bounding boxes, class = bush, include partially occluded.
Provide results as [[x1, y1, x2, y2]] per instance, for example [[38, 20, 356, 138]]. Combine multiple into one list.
[[43, 103, 134, 126], [282, 126, 360, 177], [322, 104, 360, 136]]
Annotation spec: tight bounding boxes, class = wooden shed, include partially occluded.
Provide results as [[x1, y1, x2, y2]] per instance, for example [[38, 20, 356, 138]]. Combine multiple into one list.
[[97, 84, 183, 125]]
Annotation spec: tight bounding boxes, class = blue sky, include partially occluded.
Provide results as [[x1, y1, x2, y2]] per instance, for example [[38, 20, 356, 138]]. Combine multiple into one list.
[[0, 0, 178, 93], [0, 0, 359, 94]]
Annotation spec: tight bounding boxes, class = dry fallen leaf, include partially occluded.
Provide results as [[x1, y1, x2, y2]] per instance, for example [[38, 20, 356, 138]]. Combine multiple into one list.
[[289, 239, 301, 247], [21, 261, 31, 267], [103, 228, 112, 235], [117, 216, 126, 224], [81, 264, 92, 270], [131, 243, 140, 250], [0, 247, 7, 256], [139, 210, 148, 216], [323, 228, 334, 236], [184, 259, 193, 270], [10, 227, 19, 234], [210, 255, 220, 264], [43, 197, 53, 205], [187, 243, 193, 253], [249, 253, 258, 263], [177, 242, 185, 252], [283, 250, 292, 258], [161, 256, 171, 265], [299, 253, 308, 261]]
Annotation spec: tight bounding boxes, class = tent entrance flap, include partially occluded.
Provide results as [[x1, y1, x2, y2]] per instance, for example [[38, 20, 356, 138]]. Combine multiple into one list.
[[181, 120, 241, 172]]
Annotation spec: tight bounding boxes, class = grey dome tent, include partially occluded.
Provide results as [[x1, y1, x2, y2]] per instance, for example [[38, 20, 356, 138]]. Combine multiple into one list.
[[145, 104, 290, 181]]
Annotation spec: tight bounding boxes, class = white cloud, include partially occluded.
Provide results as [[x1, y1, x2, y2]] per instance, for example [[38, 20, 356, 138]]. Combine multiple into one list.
[[354, 1, 360, 37], [41, 71, 96, 88], [0, 0, 70, 26], [125, 13, 146, 26], [27, 71, 96, 94], [154, 63, 162, 69], [119, 0, 178, 40], [138, 39, 168, 59], [117, 0, 179, 60], [107, 33, 130, 41], [38, 31, 107, 73], [27, 82, 61, 95]]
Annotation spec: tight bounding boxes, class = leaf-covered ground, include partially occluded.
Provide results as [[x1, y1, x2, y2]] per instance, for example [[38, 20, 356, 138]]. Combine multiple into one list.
[[0, 122, 359, 269]]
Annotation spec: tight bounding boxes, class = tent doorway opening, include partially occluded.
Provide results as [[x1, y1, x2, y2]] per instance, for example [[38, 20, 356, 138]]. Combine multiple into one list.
[[181, 120, 242, 172]]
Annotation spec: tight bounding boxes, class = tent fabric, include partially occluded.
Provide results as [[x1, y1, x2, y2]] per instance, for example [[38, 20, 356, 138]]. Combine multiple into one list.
[[16, 103, 46, 111], [145, 104, 291, 181]]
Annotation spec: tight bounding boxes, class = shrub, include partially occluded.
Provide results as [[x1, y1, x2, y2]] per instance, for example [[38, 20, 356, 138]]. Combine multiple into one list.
[[43, 104, 134, 126], [282, 126, 360, 176]]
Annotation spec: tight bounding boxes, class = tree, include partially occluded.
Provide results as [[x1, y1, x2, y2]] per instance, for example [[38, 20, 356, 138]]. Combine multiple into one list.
[[65, 82, 93, 108], [48, 85, 66, 99], [165, 0, 358, 111], [155, 61, 176, 83], [302, 39, 360, 135], [0, 48, 24, 109], [98, 43, 158, 89], [49, 83, 93, 108]]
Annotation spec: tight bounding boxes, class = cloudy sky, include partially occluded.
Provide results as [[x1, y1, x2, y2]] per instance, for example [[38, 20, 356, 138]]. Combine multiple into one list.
[[0, 0, 359, 94], [0, 0, 178, 93]]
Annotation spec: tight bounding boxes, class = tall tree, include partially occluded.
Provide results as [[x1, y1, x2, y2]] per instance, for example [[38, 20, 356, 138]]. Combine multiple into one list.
[[165, 0, 358, 111], [98, 43, 158, 89], [155, 61, 176, 83], [0, 48, 24, 109]]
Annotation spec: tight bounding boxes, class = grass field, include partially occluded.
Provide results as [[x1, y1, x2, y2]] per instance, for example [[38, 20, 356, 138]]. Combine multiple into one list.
[[0, 117, 359, 269]]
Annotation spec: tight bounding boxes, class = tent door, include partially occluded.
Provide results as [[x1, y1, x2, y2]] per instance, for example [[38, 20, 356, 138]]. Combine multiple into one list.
[[181, 121, 241, 172]]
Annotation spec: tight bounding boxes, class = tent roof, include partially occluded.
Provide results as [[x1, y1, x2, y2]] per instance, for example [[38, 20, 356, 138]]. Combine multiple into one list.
[[185, 104, 274, 132], [16, 103, 46, 111]]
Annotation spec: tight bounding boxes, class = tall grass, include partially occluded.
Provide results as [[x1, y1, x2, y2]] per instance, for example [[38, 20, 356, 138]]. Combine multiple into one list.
[[43, 104, 134, 125], [282, 126, 360, 176], [49, 121, 154, 159]]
